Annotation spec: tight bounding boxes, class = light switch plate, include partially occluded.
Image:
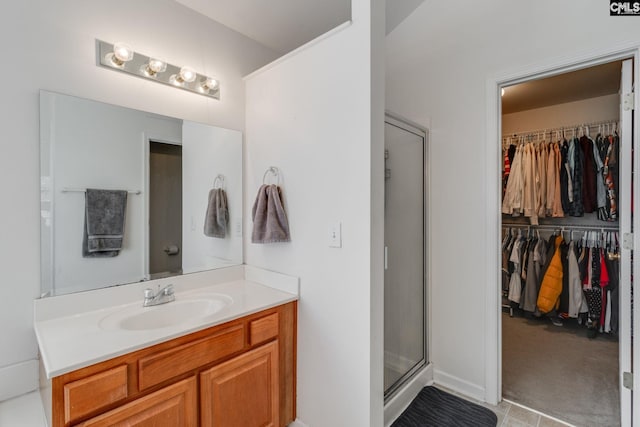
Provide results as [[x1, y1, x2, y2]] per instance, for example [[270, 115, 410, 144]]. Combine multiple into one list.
[[328, 222, 342, 248]]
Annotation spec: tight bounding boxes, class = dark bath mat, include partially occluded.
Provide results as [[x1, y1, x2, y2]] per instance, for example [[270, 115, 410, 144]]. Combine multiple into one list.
[[392, 386, 498, 427]]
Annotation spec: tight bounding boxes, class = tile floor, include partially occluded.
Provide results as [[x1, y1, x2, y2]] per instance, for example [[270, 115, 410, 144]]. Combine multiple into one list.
[[437, 385, 574, 427], [0, 391, 47, 427], [1, 387, 574, 427]]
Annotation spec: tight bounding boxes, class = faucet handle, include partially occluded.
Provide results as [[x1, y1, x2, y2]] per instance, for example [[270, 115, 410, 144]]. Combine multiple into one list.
[[144, 288, 154, 299], [164, 284, 174, 295]]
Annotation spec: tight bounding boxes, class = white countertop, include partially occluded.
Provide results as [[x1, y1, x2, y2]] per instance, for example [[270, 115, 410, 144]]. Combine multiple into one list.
[[34, 267, 298, 378]]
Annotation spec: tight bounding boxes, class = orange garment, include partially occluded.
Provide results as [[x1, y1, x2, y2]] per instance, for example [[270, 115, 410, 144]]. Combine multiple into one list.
[[537, 235, 564, 314]]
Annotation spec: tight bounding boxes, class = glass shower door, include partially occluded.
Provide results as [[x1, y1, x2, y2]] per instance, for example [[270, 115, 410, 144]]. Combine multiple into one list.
[[383, 116, 427, 398]]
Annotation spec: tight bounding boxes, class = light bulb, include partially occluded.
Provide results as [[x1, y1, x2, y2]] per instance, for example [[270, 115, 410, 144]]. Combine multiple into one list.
[[141, 58, 167, 77], [107, 42, 134, 67], [200, 77, 219, 93], [179, 66, 197, 83]]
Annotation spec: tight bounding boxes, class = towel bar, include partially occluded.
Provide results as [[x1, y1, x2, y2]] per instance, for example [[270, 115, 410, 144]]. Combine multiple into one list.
[[62, 188, 142, 195]]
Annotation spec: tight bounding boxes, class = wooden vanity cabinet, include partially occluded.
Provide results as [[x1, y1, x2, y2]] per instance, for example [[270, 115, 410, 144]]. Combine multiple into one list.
[[49, 301, 296, 427]]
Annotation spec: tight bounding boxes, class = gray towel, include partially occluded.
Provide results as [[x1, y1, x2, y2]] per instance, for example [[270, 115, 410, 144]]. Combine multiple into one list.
[[204, 188, 229, 238], [82, 189, 128, 258], [251, 184, 291, 243]]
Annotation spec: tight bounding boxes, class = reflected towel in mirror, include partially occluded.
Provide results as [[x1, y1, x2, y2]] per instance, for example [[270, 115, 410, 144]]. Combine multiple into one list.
[[82, 189, 128, 257], [204, 188, 229, 238], [251, 184, 291, 244]]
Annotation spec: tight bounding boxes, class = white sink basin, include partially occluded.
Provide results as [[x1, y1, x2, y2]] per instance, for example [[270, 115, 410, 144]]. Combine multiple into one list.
[[99, 294, 233, 331]]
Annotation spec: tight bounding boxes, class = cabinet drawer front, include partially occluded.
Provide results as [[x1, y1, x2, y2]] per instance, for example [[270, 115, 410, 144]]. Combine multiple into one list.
[[139, 324, 244, 390], [75, 376, 197, 427], [249, 313, 279, 345], [64, 365, 128, 424]]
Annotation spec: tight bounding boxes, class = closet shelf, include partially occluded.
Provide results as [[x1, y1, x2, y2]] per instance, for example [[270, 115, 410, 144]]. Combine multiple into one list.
[[502, 222, 619, 232]]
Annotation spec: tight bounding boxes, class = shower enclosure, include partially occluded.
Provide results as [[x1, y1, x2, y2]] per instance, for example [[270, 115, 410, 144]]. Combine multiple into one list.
[[383, 115, 428, 399]]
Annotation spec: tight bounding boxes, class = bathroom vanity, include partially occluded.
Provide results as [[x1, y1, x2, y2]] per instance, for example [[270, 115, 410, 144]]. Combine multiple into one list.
[[34, 267, 298, 427]]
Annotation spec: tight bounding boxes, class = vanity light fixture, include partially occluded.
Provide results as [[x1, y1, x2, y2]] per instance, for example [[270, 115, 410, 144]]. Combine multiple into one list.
[[105, 42, 134, 68], [141, 58, 167, 77], [170, 66, 197, 86], [96, 40, 220, 100], [200, 77, 219, 94]]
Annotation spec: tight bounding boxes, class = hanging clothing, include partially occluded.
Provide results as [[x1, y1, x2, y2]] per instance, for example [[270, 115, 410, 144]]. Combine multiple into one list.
[[537, 143, 548, 218], [580, 135, 597, 213], [569, 137, 585, 217], [599, 250, 610, 329], [604, 249, 619, 334], [558, 241, 571, 313], [521, 237, 547, 312], [508, 236, 524, 304], [560, 141, 571, 214], [522, 145, 539, 225], [567, 241, 588, 318], [552, 143, 565, 217], [592, 135, 607, 211], [502, 146, 524, 216], [537, 235, 564, 314], [603, 135, 619, 221]]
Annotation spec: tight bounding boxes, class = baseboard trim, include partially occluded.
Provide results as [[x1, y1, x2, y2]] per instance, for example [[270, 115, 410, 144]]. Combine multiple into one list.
[[433, 369, 485, 402], [384, 363, 434, 427], [0, 360, 39, 402]]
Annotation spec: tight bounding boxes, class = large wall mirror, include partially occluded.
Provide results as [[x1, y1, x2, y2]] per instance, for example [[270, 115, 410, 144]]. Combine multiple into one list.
[[40, 91, 243, 296]]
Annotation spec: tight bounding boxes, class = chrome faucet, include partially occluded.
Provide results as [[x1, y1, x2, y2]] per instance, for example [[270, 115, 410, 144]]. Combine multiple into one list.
[[143, 284, 175, 307]]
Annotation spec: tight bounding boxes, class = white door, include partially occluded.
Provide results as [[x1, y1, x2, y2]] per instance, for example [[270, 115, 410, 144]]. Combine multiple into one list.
[[618, 58, 634, 427]]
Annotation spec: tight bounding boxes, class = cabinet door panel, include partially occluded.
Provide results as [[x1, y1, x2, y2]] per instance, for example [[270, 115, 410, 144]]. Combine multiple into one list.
[[201, 341, 279, 427], [75, 377, 196, 427]]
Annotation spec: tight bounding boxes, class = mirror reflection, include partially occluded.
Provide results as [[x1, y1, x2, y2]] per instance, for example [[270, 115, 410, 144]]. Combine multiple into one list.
[[40, 91, 243, 297]]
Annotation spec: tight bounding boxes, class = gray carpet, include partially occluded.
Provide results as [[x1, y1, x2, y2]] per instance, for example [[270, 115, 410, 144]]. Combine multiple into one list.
[[502, 312, 620, 426], [392, 386, 497, 427]]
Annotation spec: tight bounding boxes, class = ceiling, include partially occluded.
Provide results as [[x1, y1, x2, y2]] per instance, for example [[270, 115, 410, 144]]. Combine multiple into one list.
[[502, 61, 622, 114], [175, 0, 425, 54]]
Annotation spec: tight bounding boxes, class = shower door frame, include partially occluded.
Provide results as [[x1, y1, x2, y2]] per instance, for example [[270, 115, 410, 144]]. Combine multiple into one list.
[[383, 112, 430, 402]]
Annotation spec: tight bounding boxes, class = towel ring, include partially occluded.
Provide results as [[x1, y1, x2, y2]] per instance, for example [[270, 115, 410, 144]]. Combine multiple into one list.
[[213, 174, 225, 189], [262, 166, 280, 186]]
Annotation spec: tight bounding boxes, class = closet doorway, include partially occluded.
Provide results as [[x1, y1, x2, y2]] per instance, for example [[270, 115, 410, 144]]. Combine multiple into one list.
[[383, 114, 428, 400], [499, 58, 634, 426]]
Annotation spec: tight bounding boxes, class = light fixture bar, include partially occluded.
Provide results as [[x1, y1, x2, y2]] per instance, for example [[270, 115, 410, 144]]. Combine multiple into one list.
[[96, 40, 220, 100]]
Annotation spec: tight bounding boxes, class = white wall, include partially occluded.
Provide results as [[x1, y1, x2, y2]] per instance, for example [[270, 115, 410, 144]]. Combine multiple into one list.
[[502, 94, 620, 135], [182, 121, 243, 272], [244, 0, 385, 424], [386, 0, 640, 401], [0, 0, 276, 401]]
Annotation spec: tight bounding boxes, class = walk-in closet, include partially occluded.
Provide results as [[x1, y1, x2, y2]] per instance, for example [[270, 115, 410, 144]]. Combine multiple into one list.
[[500, 59, 634, 426]]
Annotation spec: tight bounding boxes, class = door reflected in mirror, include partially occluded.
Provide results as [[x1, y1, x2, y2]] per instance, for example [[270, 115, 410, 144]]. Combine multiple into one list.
[[40, 91, 242, 297]]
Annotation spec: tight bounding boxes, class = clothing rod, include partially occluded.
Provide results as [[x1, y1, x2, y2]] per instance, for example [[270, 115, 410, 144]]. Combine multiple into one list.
[[502, 223, 619, 231], [62, 188, 141, 195], [502, 119, 619, 142]]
